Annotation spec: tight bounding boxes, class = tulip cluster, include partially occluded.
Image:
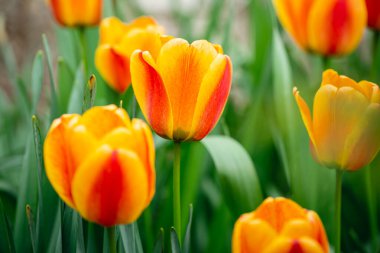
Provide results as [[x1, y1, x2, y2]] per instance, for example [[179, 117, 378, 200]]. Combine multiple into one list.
[[44, 105, 155, 226], [233, 197, 329, 253], [294, 69, 380, 171]]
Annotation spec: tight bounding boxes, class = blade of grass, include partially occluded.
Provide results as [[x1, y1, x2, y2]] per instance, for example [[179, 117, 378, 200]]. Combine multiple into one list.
[[31, 51, 44, 113], [0, 198, 15, 253]]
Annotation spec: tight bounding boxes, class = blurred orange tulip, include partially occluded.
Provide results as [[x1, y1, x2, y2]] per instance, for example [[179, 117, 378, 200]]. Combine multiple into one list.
[[95, 16, 167, 93], [130, 38, 232, 141], [366, 0, 380, 29], [232, 197, 329, 253], [47, 0, 102, 27], [294, 69, 380, 171], [273, 0, 367, 56], [43, 105, 155, 226]]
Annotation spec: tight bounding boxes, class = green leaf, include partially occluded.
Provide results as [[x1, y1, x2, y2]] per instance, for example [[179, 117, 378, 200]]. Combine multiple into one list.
[[42, 34, 59, 119], [14, 135, 37, 253], [202, 136, 263, 216], [67, 65, 85, 114], [119, 223, 143, 253], [183, 204, 193, 253], [0, 198, 15, 253], [170, 227, 181, 253], [26, 205, 37, 253], [153, 228, 164, 253], [31, 51, 44, 113], [57, 57, 74, 113]]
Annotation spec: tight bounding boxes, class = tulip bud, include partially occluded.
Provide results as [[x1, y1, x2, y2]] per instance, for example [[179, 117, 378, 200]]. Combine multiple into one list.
[[43, 105, 155, 226], [95, 16, 166, 93], [130, 38, 232, 141], [232, 197, 329, 253]]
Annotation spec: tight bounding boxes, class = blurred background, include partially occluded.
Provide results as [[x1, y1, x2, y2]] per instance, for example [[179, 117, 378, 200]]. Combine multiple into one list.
[[0, 0, 379, 252]]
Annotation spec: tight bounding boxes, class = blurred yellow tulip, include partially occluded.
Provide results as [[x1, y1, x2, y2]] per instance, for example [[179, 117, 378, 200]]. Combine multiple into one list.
[[294, 69, 380, 170]]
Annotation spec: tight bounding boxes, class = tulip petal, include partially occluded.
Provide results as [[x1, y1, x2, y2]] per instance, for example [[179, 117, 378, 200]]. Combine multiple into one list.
[[264, 237, 325, 253], [253, 197, 307, 232], [273, 0, 313, 49], [100, 120, 156, 205], [99, 17, 129, 45], [293, 87, 317, 152], [95, 45, 131, 93], [281, 219, 314, 238], [308, 0, 366, 55], [342, 104, 380, 170], [79, 105, 131, 139], [130, 50, 173, 139], [233, 213, 277, 253], [187, 55, 232, 141], [43, 114, 80, 208], [157, 39, 219, 140], [313, 85, 368, 168], [72, 146, 148, 226], [307, 211, 329, 253], [116, 28, 163, 60], [50, 0, 101, 26]]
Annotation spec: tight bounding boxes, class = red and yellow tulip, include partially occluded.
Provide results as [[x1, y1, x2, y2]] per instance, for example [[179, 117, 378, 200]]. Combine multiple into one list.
[[95, 16, 167, 93], [43, 105, 155, 226], [130, 38, 232, 141], [294, 69, 380, 171], [273, 0, 367, 56], [365, 0, 380, 30], [232, 197, 329, 253], [47, 0, 102, 27]]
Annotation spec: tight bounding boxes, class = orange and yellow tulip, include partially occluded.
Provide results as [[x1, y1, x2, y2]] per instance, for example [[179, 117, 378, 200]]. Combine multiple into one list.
[[273, 0, 367, 56], [43, 105, 155, 226], [130, 38, 232, 141], [232, 197, 329, 253], [294, 69, 380, 171], [365, 0, 380, 30], [95, 16, 166, 93], [47, 0, 102, 27]]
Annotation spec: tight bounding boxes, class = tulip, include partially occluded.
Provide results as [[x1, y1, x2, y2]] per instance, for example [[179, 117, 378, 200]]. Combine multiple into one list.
[[130, 38, 232, 142], [232, 197, 329, 253], [43, 105, 155, 226], [273, 0, 367, 56], [47, 0, 102, 27], [366, 0, 380, 30], [95, 16, 167, 93], [294, 69, 380, 171]]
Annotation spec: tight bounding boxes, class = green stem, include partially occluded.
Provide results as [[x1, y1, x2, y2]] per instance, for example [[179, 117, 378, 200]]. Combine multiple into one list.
[[365, 166, 378, 252], [322, 55, 330, 71], [335, 170, 343, 253], [107, 226, 116, 253], [78, 27, 88, 80], [173, 142, 182, 244], [371, 31, 380, 81]]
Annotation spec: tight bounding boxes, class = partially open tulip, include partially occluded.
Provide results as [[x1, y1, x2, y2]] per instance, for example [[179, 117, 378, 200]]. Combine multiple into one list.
[[130, 38, 232, 141], [294, 69, 380, 171], [43, 105, 155, 226], [95, 16, 167, 93], [365, 0, 380, 30], [273, 0, 367, 56], [47, 0, 102, 27], [232, 197, 329, 253]]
